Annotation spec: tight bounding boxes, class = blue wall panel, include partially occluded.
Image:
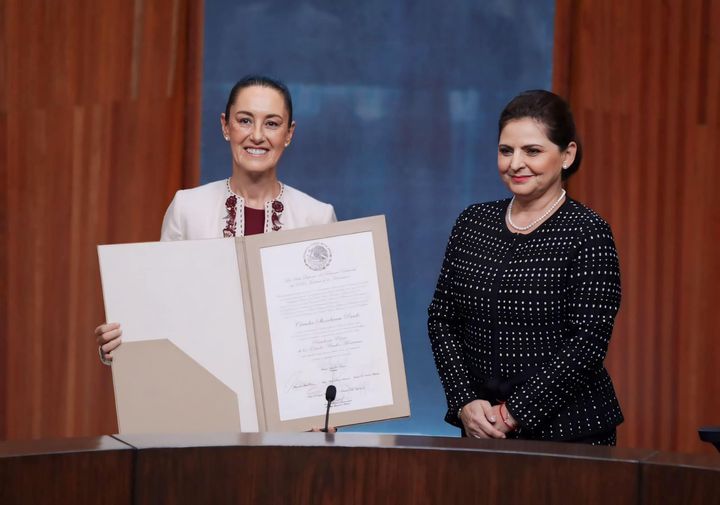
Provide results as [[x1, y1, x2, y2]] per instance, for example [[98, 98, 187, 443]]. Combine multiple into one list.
[[202, 0, 555, 435]]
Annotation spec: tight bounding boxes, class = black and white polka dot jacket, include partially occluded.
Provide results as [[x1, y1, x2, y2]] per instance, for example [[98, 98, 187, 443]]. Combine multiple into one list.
[[428, 198, 624, 441]]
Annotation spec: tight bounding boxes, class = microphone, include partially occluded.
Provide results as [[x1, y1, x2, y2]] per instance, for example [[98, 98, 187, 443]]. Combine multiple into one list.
[[322, 385, 337, 433]]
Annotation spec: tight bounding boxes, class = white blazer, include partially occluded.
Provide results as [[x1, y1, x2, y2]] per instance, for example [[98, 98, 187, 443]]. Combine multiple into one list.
[[160, 179, 336, 241]]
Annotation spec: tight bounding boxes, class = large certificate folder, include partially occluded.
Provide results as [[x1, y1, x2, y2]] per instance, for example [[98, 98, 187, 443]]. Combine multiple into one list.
[[98, 216, 410, 433]]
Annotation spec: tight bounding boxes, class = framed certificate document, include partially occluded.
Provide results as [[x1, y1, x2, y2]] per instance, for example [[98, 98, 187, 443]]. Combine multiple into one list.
[[99, 216, 410, 433]]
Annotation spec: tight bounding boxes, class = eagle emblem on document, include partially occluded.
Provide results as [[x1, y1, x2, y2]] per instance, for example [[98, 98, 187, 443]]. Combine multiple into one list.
[[303, 242, 332, 271]]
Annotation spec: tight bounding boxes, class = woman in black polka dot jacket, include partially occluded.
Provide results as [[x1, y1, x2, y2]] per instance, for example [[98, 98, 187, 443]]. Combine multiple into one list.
[[428, 90, 623, 445]]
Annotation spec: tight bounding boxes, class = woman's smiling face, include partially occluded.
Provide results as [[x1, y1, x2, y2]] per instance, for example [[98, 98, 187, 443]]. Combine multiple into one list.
[[221, 85, 295, 176], [497, 117, 575, 201]]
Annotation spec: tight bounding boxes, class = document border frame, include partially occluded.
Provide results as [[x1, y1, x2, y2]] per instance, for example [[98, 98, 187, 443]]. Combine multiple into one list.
[[242, 215, 410, 431]]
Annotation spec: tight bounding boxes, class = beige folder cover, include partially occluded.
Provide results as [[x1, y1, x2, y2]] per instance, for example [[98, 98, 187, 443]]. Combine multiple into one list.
[[99, 237, 257, 434], [112, 339, 240, 433], [103, 215, 410, 433]]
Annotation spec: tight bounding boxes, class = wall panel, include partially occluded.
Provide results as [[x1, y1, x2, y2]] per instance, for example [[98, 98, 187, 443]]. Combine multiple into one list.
[[200, 0, 557, 437], [0, 0, 203, 440], [554, 0, 720, 453]]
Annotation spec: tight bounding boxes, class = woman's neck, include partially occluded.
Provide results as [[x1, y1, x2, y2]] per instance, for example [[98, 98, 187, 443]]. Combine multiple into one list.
[[229, 170, 280, 209], [507, 185, 566, 233], [511, 185, 565, 213]]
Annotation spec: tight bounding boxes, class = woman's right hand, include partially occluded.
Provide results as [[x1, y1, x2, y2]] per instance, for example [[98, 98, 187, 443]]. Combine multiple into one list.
[[459, 399, 506, 439], [95, 322, 122, 364]]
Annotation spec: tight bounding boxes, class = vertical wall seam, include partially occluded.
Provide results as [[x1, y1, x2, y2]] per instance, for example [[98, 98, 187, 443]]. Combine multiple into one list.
[[130, 0, 144, 100]]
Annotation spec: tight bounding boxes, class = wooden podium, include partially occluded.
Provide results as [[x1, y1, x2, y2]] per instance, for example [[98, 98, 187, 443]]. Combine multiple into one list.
[[2, 433, 719, 504]]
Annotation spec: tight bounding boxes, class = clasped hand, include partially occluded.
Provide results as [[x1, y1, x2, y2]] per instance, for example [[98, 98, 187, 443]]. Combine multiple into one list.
[[459, 399, 515, 439]]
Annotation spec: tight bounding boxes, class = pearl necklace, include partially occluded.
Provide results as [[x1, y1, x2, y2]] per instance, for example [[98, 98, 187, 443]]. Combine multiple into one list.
[[506, 189, 566, 231]]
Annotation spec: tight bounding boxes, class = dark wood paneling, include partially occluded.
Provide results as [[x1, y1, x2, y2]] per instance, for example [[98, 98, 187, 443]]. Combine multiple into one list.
[[0, 436, 133, 505], [133, 445, 639, 505], [0, 0, 203, 440], [5, 433, 720, 504], [122, 433, 651, 505], [641, 452, 720, 505], [553, 0, 720, 453]]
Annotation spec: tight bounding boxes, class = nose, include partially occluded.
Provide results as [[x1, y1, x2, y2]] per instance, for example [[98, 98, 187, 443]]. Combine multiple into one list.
[[509, 151, 525, 171], [250, 122, 264, 143]]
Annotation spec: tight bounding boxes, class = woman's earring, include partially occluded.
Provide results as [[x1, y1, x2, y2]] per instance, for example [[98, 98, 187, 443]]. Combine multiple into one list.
[[224, 135, 229, 141], [562, 163, 568, 169]]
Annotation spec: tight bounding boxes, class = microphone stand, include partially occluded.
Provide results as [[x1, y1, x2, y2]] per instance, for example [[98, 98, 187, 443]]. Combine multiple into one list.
[[322, 385, 336, 433]]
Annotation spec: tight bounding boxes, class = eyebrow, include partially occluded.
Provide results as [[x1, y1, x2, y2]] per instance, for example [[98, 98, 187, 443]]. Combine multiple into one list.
[[498, 143, 545, 149], [235, 110, 284, 120]]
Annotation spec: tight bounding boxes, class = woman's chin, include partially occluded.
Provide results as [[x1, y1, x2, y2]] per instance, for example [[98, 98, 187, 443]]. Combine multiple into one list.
[[507, 183, 536, 197], [233, 161, 278, 177]]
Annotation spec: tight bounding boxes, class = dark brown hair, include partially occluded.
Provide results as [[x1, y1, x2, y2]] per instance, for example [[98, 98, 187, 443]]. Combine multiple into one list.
[[499, 90, 582, 179], [224, 75, 294, 124]]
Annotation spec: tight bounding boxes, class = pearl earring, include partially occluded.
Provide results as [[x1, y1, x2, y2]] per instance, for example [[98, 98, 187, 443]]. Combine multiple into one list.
[[224, 136, 229, 141], [562, 163, 568, 169]]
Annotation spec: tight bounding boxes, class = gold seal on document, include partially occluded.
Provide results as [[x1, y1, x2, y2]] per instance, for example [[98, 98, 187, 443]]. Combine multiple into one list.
[[304, 242, 332, 271]]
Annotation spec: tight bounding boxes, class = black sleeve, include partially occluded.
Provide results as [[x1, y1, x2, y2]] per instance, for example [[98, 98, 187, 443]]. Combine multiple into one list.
[[428, 211, 479, 427]]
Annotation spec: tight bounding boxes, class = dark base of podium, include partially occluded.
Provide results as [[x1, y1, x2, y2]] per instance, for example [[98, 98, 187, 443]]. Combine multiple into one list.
[[2, 433, 719, 504]]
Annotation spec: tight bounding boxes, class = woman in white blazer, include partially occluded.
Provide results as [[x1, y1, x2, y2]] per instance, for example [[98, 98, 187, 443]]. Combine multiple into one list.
[[95, 75, 336, 363], [160, 178, 336, 241]]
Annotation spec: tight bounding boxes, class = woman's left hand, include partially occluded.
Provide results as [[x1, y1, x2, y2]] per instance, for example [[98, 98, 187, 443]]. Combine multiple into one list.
[[492, 404, 518, 433], [460, 399, 506, 439]]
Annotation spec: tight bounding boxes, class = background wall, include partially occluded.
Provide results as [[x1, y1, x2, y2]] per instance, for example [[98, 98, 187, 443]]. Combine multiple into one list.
[[0, 0, 203, 439], [554, 0, 720, 453], [1, 0, 718, 454], [200, 0, 555, 435]]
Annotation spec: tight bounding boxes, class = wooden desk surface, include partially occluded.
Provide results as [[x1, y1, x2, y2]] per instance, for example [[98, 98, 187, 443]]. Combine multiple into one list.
[[115, 432, 658, 505], [641, 451, 720, 505], [1, 433, 718, 505]]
